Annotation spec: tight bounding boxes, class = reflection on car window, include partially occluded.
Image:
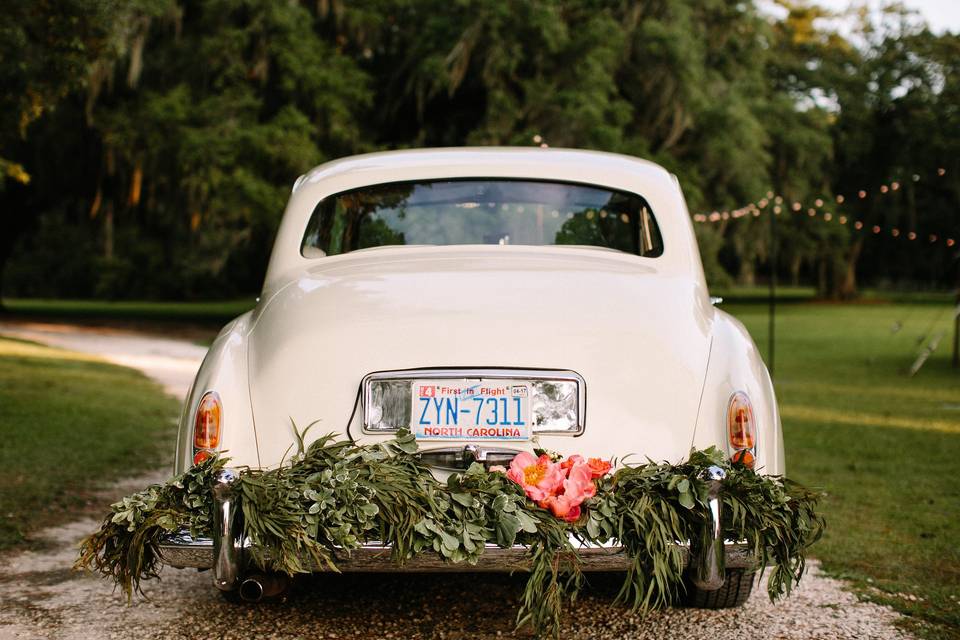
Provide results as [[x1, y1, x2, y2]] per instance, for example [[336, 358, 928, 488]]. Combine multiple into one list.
[[301, 180, 663, 257]]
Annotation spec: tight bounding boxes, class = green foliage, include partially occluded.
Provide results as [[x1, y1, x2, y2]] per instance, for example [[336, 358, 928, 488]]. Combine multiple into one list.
[[77, 431, 822, 638], [2, 1, 957, 300]]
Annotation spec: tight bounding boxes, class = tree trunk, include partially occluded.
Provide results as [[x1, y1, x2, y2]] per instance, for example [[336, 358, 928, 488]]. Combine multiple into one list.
[[104, 199, 115, 260], [738, 258, 756, 287], [838, 238, 863, 300], [0, 183, 31, 312], [790, 254, 801, 287], [817, 254, 827, 298]]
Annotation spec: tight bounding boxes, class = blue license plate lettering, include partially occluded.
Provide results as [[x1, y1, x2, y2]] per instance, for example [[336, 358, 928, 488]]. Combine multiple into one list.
[[413, 380, 531, 440]]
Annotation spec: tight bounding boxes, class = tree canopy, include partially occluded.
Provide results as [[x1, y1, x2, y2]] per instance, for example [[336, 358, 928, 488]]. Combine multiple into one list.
[[1, 0, 957, 300]]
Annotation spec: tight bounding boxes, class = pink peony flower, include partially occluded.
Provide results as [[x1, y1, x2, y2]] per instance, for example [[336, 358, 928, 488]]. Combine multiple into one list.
[[488, 465, 507, 474], [506, 452, 565, 502], [562, 460, 597, 501]]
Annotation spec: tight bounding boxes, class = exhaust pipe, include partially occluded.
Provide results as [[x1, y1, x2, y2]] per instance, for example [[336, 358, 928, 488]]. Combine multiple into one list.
[[238, 574, 289, 603]]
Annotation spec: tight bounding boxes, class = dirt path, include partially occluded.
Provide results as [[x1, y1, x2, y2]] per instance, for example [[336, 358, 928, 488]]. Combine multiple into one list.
[[0, 321, 916, 639]]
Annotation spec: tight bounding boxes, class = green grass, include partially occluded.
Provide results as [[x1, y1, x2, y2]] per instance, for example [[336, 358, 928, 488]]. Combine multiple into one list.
[[0, 337, 179, 550], [726, 301, 960, 639], [1, 297, 256, 326]]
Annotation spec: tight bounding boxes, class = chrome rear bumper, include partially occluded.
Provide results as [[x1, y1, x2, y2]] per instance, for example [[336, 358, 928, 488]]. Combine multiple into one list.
[[159, 532, 757, 573], [164, 467, 752, 592]]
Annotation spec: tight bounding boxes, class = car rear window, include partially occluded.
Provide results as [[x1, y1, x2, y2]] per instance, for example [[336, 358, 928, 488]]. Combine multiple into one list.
[[301, 179, 663, 257]]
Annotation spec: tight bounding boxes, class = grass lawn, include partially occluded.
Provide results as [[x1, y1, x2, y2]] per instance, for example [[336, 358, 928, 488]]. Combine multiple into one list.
[[727, 301, 960, 640], [0, 337, 179, 550], [1, 297, 256, 327]]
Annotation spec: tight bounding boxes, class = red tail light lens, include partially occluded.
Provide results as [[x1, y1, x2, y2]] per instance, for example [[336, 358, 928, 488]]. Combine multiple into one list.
[[193, 391, 222, 450], [727, 391, 756, 468]]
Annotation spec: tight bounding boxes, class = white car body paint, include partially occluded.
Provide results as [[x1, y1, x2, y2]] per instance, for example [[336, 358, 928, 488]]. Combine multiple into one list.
[[175, 148, 783, 476]]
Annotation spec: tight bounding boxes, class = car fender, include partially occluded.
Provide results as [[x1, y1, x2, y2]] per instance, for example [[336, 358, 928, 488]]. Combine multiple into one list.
[[691, 310, 784, 476], [174, 311, 259, 474]]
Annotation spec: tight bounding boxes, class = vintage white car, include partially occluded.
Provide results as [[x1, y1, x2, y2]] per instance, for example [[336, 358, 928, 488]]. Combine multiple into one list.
[[162, 147, 782, 607]]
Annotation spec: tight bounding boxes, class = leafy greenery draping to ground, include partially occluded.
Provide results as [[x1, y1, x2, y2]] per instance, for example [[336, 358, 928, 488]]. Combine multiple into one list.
[[2, 1, 958, 301], [77, 431, 823, 638]]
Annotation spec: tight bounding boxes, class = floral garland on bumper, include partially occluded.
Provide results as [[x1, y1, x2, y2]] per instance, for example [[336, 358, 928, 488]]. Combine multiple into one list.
[[77, 431, 823, 638]]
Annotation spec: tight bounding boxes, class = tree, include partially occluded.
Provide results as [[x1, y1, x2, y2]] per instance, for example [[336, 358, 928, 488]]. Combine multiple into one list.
[[0, 0, 123, 304]]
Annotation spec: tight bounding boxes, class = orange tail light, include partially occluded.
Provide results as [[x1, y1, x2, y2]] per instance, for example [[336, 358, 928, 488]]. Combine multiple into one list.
[[193, 391, 222, 464], [727, 391, 756, 468]]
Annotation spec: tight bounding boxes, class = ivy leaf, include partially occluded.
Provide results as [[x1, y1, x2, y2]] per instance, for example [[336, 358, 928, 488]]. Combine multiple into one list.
[[496, 512, 522, 547], [440, 530, 460, 551], [450, 493, 475, 508]]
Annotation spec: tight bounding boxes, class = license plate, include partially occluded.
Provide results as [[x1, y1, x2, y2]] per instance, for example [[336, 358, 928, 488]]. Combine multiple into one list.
[[412, 380, 531, 440]]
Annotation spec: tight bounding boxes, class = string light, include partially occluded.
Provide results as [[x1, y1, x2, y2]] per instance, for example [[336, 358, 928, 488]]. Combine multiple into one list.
[[690, 167, 954, 248]]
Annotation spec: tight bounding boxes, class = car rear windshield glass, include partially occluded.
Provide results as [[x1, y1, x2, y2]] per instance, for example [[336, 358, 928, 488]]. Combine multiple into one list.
[[301, 179, 663, 257]]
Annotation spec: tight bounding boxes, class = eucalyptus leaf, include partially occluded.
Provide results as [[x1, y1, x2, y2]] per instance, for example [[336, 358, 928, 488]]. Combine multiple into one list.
[[76, 432, 823, 640]]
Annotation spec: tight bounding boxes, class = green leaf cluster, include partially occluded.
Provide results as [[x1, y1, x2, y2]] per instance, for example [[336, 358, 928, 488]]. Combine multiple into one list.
[[77, 434, 823, 638]]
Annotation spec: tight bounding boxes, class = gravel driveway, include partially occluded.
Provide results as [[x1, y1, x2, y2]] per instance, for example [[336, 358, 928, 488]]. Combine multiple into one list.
[[0, 321, 915, 640]]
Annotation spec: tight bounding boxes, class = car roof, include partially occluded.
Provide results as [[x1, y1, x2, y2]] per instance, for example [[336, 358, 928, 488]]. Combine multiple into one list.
[[293, 147, 675, 194], [262, 146, 704, 295]]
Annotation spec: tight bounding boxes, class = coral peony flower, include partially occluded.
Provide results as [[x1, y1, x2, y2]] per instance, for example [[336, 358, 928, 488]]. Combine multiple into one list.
[[586, 457, 612, 479], [542, 495, 582, 522], [506, 452, 565, 502], [560, 455, 584, 471]]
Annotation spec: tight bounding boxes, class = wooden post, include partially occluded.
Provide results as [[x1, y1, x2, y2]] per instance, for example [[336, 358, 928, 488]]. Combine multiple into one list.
[[769, 198, 777, 377], [953, 291, 959, 369]]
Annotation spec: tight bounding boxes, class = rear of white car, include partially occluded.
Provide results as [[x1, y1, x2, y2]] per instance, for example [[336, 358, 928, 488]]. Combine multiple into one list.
[[168, 148, 781, 606]]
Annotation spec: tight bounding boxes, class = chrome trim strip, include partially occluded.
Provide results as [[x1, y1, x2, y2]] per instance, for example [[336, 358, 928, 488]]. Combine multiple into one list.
[[418, 445, 524, 471], [360, 368, 586, 436]]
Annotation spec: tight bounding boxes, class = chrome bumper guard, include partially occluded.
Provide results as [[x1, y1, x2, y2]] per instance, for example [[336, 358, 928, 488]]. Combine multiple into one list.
[[162, 466, 751, 591]]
